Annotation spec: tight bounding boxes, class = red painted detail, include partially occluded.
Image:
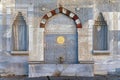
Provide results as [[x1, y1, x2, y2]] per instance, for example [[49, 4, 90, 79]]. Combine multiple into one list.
[[73, 15, 79, 21], [40, 23, 45, 28], [77, 23, 82, 28], [66, 10, 71, 16], [51, 10, 56, 16], [40, 7, 82, 28], [59, 7, 63, 13], [43, 14, 49, 20]]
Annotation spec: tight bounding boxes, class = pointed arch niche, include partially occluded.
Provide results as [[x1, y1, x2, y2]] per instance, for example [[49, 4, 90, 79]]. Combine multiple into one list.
[[93, 13, 109, 54], [11, 12, 29, 55], [38, 7, 82, 63]]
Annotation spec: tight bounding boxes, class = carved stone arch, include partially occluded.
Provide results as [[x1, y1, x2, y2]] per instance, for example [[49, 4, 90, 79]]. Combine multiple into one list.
[[40, 7, 82, 28]]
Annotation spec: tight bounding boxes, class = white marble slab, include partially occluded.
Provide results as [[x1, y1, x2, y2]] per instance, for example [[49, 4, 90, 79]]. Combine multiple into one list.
[[29, 64, 94, 77]]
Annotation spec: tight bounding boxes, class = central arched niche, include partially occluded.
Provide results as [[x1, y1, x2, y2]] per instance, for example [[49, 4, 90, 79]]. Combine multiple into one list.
[[44, 14, 78, 64]]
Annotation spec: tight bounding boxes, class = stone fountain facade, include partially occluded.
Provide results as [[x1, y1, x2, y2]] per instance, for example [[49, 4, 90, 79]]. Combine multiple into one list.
[[0, 0, 120, 77]]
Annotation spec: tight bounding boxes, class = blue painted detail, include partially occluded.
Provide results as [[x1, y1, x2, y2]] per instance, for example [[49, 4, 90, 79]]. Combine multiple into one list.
[[44, 33, 78, 64]]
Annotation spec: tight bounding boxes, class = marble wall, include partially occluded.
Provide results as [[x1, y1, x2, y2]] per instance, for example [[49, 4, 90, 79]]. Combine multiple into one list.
[[0, 0, 120, 76]]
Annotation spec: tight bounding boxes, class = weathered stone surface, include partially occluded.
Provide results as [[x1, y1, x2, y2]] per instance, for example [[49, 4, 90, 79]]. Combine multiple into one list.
[[29, 28, 44, 62], [0, 0, 120, 77], [29, 64, 94, 77]]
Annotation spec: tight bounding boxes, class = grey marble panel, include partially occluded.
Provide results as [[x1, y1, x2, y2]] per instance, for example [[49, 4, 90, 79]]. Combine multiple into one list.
[[95, 0, 120, 12], [109, 30, 120, 55], [44, 34, 78, 64], [77, 8, 93, 25]]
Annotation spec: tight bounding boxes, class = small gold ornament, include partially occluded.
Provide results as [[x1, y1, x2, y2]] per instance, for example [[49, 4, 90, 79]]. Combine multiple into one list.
[[57, 36, 65, 44]]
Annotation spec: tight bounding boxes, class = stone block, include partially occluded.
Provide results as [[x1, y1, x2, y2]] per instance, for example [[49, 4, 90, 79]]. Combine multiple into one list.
[[29, 64, 94, 77]]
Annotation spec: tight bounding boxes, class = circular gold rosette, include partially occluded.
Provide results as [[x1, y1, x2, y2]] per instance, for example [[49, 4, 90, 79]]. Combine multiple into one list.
[[57, 36, 65, 44]]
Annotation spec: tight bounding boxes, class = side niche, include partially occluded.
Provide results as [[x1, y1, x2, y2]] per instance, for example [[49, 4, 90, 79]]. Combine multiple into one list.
[[93, 12, 109, 54], [11, 12, 28, 55]]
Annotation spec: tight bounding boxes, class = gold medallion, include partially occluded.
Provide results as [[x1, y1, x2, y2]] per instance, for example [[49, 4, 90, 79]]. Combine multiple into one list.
[[57, 36, 65, 44]]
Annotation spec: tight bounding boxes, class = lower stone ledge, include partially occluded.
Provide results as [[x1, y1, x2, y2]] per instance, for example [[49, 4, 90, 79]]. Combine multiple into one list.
[[11, 51, 29, 56], [29, 64, 94, 77], [94, 71, 108, 76], [93, 50, 110, 55], [79, 61, 94, 64], [29, 61, 44, 64]]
